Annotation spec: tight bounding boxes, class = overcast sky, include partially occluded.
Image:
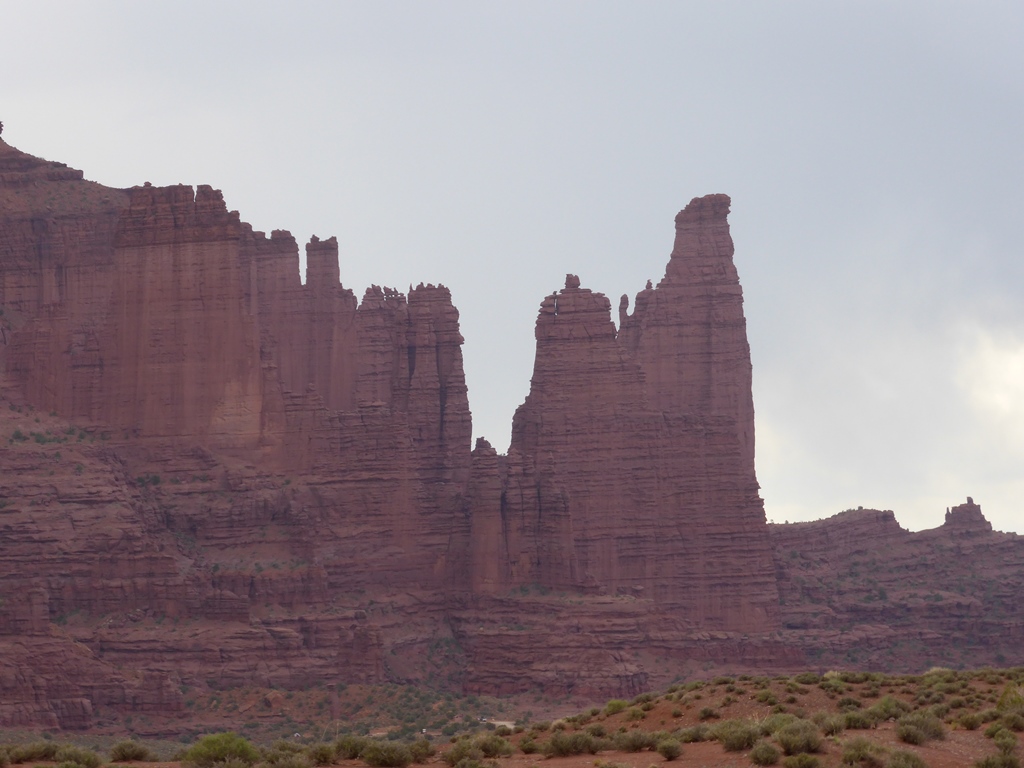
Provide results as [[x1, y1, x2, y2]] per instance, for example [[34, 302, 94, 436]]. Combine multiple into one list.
[[3, 1, 1022, 534]]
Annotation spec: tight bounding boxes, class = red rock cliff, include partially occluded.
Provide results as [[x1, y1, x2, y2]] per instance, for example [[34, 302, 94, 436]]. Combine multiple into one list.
[[466, 195, 779, 632]]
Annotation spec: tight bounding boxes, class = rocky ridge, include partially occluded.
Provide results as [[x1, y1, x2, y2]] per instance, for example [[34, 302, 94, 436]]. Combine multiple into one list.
[[1, 137, 1022, 730]]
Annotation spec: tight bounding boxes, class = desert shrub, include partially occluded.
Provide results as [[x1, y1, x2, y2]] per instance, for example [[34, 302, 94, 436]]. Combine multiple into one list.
[[585, 723, 606, 738], [844, 710, 876, 730], [896, 724, 926, 746], [9, 743, 59, 764], [304, 744, 335, 767], [110, 741, 157, 762], [336, 736, 371, 760], [605, 699, 629, 715], [962, 713, 983, 730], [265, 755, 311, 768], [408, 740, 434, 764], [443, 739, 480, 767], [473, 735, 511, 760], [1003, 713, 1024, 733], [886, 751, 928, 768], [678, 725, 709, 743], [821, 678, 848, 696], [712, 719, 760, 752], [625, 707, 645, 721], [782, 755, 820, 768], [545, 732, 603, 757], [994, 729, 1018, 755], [868, 696, 912, 723], [776, 720, 822, 755], [655, 739, 681, 761], [794, 673, 820, 685], [750, 740, 781, 766], [999, 685, 1024, 712], [840, 736, 885, 768], [839, 697, 863, 712], [183, 733, 259, 768], [361, 742, 411, 768], [983, 710, 1004, 724], [757, 691, 780, 706], [530, 721, 551, 733], [518, 738, 538, 755], [818, 714, 846, 736], [760, 713, 799, 736], [54, 747, 102, 768], [698, 707, 720, 721], [975, 756, 1021, 768], [612, 730, 656, 753], [897, 712, 945, 743]]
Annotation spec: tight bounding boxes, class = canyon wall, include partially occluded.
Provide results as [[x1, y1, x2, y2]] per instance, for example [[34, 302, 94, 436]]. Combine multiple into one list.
[[1, 136, 1022, 730]]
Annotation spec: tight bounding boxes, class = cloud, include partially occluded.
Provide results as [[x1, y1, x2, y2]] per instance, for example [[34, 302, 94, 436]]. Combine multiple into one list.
[[958, 327, 1024, 454]]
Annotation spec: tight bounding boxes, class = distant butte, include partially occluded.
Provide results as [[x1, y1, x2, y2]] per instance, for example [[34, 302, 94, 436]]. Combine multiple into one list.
[[0, 135, 1022, 729]]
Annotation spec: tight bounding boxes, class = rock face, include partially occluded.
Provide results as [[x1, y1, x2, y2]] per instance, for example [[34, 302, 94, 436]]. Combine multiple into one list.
[[465, 195, 778, 632], [770, 499, 1024, 670], [1, 136, 1023, 729]]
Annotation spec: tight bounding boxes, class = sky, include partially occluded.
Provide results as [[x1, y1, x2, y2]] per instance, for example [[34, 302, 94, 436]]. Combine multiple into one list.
[[2, 1, 1022, 534]]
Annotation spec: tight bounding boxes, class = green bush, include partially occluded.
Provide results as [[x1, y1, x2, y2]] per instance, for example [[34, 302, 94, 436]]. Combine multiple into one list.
[[442, 739, 480, 767], [886, 750, 928, 768], [776, 720, 822, 756], [361, 742, 411, 768], [897, 712, 944, 744], [840, 736, 884, 767], [760, 713, 799, 736], [750, 740, 781, 766], [821, 715, 846, 736], [712, 719, 760, 752], [183, 734, 259, 768], [896, 724, 927, 746], [1004, 713, 1024, 733], [962, 713, 983, 730], [867, 696, 911, 723], [305, 743, 335, 766], [585, 723, 606, 738], [518, 738, 538, 755], [782, 755, 820, 768], [110, 741, 157, 762], [604, 699, 629, 715], [54, 747, 102, 768], [8, 743, 59, 764], [698, 707, 720, 721], [408, 740, 434, 764], [336, 736, 371, 760], [655, 739, 681, 761], [474, 735, 511, 760], [678, 725, 709, 743], [265, 756, 311, 768], [994, 729, 1018, 755], [542, 732, 602, 757], [612, 730, 656, 753], [843, 712, 876, 729]]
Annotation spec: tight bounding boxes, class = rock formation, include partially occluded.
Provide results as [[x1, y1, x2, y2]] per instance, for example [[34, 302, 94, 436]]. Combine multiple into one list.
[[770, 499, 1024, 671], [1, 135, 1022, 730]]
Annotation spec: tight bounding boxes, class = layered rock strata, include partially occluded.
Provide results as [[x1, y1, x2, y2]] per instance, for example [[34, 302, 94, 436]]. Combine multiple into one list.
[[2, 136, 1022, 730], [770, 499, 1024, 670]]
